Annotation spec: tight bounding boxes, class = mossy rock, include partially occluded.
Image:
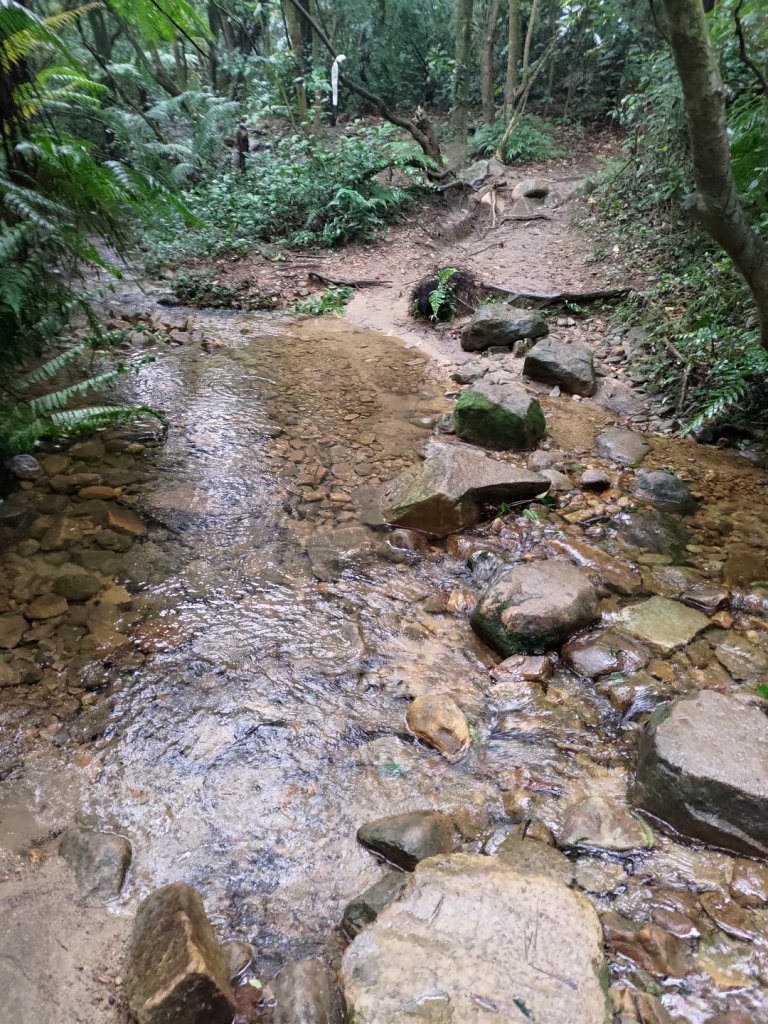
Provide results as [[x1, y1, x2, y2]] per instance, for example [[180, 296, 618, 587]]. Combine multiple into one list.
[[454, 382, 545, 451]]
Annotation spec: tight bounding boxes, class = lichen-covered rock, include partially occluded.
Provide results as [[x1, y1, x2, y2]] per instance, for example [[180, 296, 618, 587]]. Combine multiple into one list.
[[126, 882, 235, 1024], [341, 854, 609, 1024], [453, 381, 545, 450], [471, 561, 600, 656], [381, 443, 548, 537], [461, 304, 548, 352], [524, 339, 597, 396], [634, 691, 768, 856]]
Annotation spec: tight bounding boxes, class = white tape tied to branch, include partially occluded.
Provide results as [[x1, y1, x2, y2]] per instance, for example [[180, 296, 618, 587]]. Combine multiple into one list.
[[331, 54, 346, 108]]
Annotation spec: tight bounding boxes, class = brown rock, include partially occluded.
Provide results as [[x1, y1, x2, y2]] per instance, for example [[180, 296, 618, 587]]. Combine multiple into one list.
[[610, 987, 674, 1024], [406, 695, 470, 760], [559, 795, 654, 852], [271, 958, 344, 1024], [490, 654, 553, 681], [39, 517, 84, 551], [601, 911, 690, 979], [682, 582, 730, 615], [699, 891, 766, 943], [357, 811, 455, 870], [0, 614, 27, 650], [49, 472, 101, 494], [549, 536, 643, 595], [25, 593, 68, 620], [42, 454, 70, 475], [78, 485, 117, 500], [126, 882, 235, 1024], [107, 507, 148, 537], [730, 858, 768, 907]]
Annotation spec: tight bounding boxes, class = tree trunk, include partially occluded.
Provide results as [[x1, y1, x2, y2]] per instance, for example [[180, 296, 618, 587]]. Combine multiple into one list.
[[281, 0, 308, 120], [449, 0, 475, 139], [522, 0, 540, 76], [480, 0, 502, 124], [660, 0, 768, 348], [504, 0, 520, 110]]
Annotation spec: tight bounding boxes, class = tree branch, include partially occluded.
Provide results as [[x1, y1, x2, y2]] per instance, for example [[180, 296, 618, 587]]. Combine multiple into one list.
[[733, 0, 768, 95]]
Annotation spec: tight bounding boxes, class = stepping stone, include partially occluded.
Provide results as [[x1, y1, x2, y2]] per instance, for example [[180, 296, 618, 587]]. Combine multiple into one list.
[[614, 596, 709, 652]]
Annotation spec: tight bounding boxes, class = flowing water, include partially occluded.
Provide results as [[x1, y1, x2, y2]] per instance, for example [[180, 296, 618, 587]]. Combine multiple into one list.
[[1, 308, 768, 1022]]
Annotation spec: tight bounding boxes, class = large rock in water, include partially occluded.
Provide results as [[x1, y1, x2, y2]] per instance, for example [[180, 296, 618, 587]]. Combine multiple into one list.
[[631, 470, 698, 515], [634, 691, 768, 857], [524, 339, 597, 396], [381, 444, 548, 537], [341, 854, 609, 1024], [357, 810, 455, 870], [471, 561, 600, 656], [461, 304, 548, 352], [126, 882, 235, 1024], [453, 380, 545, 450]]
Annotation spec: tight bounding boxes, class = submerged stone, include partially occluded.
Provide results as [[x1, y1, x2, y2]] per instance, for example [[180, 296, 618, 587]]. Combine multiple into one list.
[[453, 381, 545, 450], [634, 691, 768, 857], [271, 958, 344, 1024], [341, 854, 608, 1024], [559, 796, 654, 852], [406, 694, 470, 760], [631, 470, 698, 515], [471, 561, 600, 656]]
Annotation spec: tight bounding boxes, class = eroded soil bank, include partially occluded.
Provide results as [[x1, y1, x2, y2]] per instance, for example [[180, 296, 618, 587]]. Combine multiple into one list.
[[2, 177, 768, 1022]]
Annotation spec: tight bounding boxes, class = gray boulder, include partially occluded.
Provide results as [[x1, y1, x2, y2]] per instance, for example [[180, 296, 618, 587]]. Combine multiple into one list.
[[59, 826, 131, 901], [357, 810, 455, 870], [595, 428, 649, 466], [614, 596, 709, 653], [524, 339, 597, 396], [471, 561, 600, 656], [9, 454, 41, 480], [613, 509, 690, 561], [341, 854, 609, 1024], [271, 958, 344, 1024], [453, 380, 546, 450], [558, 796, 654, 852], [461, 304, 548, 352], [126, 883, 235, 1024], [634, 691, 768, 857], [381, 443, 548, 537], [632, 470, 698, 515]]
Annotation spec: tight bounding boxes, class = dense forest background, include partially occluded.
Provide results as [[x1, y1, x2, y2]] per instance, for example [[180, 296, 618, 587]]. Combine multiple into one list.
[[0, 0, 767, 451]]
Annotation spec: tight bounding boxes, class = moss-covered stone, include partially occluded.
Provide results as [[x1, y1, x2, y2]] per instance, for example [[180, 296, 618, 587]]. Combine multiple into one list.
[[453, 382, 546, 451]]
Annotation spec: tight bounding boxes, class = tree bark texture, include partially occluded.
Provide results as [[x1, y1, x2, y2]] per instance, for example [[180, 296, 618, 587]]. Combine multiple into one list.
[[504, 0, 520, 110], [449, 0, 475, 139], [480, 0, 501, 124], [661, 0, 768, 348]]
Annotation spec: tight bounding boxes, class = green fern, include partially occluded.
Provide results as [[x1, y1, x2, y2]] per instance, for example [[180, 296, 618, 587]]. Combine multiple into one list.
[[428, 268, 458, 322]]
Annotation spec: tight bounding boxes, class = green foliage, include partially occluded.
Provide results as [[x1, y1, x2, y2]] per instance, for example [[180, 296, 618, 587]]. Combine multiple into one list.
[[172, 269, 276, 310], [141, 124, 422, 263], [294, 285, 354, 316], [427, 268, 457, 323], [468, 116, 563, 164]]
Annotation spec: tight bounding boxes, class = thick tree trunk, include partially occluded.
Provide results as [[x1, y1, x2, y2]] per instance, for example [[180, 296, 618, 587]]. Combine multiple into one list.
[[281, 0, 308, 120], [449, 0, 475, 139], [480, 0, 501, 124], [504, 0, 520, 110], [661, 0, 768, 348]]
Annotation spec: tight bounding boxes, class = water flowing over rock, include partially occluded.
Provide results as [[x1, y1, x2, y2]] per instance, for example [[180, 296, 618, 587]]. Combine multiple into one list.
[[126, 882, 235, 1024], [453, 380, 545, 450], [524, 339, 597, 396], [341, 854, 609, 1024], [381, 443, 548, 537], [634, 691, 768, 856], [461, 305, 548, 352], [357, 810, 455, 870], [471, 561, 600, 656], [595, 428, 650, 466], [59, 826, 131, 902], [406, 694, 470, 760], [558, 796, 654, 852], [341, 873, 409, 941], [631, 470, 698, 515], [614, 596, 710, 652], [271, 958, 344, 1024]]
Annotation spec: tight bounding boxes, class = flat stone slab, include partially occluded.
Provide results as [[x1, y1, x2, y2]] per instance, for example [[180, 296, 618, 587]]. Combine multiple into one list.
[[381, 443, 548, 537], [341, 853, 609, 1024], [614, 596, 709, 652], [634, 691, 768, 857]]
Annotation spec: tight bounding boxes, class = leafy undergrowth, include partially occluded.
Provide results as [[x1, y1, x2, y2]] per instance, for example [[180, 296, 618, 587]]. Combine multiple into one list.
[[141, 123, 429, 268], [468, 115, 565, 164]]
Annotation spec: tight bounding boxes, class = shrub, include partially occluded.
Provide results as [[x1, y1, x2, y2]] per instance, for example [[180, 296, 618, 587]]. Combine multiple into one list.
[[468, 115, 564, 164]]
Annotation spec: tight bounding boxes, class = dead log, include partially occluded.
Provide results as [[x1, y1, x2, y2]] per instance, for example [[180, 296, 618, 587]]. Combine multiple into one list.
[[484, 284, 633, 304], [307, 271, 391, 288]]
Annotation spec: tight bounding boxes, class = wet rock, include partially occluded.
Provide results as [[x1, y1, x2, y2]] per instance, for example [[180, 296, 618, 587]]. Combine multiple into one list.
[[490, 653, 553, 681], [596, 428, 649, 466], [78, 485, 117, 500], [305, 525, 375, 581], [453, 381, 546, 450], [53, 572, 102, 602], [471, 561, 600, 656], [496, 835, 574, 885], [25, 592, 68, 620], [9, 454, 41, 480], [613, 509, 689, 561], [220, 939, 254, 978], [601, 911, 691, 978], [341, 873, 409, 941], [580, 468, 612, 491], [699, 891, 766, 943], [341, 854, 608, 1024], [559, 796, 654, 852], [713, 632, 768, 680], [40, 517, 84, 551], [107, 507, 147, 537], [0, 614, 27, 650], [126, 882, 235, 1024], [549, 536, 643, 595], [632, 470, 697, 515], [381, 443, 548, 537], [524, 339, 597, 396], [540, 467, 575, 492], [49, 472, 101, 494], [634, 691, 768, 856], [466, 548, 508, 583], [614, 596, 709, 652], [563, 630, 649, 679], [357, 811, 455, 870], [611, 987, 674, 1024], [682, 582, 730, 615], [59, 826, 131, 901], [272, 958, 344, 1024], [575, 859, 627, 895], [705, 1013, 755, 1024], [730, 858, 768, 907], [41, 453, 69, 475], [406, 695, 470, 760], [461, 305, 548, 353]]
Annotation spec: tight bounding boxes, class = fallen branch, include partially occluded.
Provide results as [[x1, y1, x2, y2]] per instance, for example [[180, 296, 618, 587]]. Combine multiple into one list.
[[501, 212, 554, 223], [485, 283, 632, 304], [308, 271, 391, 288]]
